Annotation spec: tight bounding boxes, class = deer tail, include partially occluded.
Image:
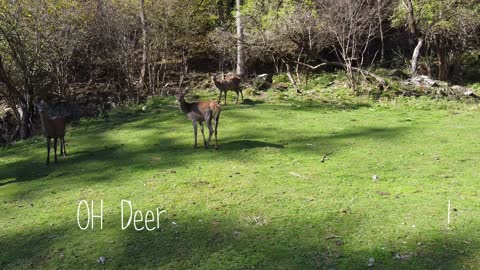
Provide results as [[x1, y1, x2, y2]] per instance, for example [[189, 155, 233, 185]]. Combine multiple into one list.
[[211, 102, 221, 113]]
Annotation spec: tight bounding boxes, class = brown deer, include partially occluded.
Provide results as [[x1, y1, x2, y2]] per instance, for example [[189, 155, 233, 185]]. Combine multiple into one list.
[[176, 91, 221, 149], [211, 73, 243, 105], [37, 101, 67, 164]]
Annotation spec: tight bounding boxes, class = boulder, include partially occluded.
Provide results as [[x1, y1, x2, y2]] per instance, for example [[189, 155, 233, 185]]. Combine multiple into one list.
[[411, 75, 440, 87], [254, 73, 273, 90]]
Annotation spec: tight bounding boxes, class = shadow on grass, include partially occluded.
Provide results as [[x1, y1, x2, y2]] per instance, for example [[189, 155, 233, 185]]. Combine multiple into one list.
[[280, 97, 372, 111], [0, 158, 55, 187], [0, 104, 410, 202], [220, 140, 284, 150], [0, 103, 474, 268], [328, 126, 406, 140], [1, 211, 478, 269], [241, 98, 265, 106], [0, 124, 408, 191]]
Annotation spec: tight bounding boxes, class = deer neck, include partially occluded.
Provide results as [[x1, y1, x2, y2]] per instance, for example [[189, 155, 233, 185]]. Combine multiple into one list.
[[178, 98, 191, 114], [213, 77, 223, 89], [39, 112, 50, 124], [39, 112, 52, 135]]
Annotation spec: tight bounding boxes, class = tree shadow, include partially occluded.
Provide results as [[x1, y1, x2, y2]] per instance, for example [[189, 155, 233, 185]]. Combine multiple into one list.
[[1, 211, 478, 269], [328, 126, 407, 140], [0, 104, 411, 202], [281, 97, 372, 111], [1, 103, 476, 269], [220, 140, 284, 151], [0, 158, 54, 186], [241, 98, 265, 106]]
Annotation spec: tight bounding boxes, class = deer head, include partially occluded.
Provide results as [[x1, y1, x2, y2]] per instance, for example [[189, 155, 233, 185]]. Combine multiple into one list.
[[36, 100, 50, 114]]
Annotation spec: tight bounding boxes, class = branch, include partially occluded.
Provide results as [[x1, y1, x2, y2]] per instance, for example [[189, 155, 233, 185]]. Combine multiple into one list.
[[0, 55, 26, 105], [292, 61, 327, 70], [281, 59, 301, 94], [293, 60, 387, 87]]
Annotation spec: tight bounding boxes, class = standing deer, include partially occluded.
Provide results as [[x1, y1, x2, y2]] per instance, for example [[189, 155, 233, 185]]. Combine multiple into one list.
[[177, 91, 221, 149], [37, 101, 67, 165], [211, 73, 243, 105]]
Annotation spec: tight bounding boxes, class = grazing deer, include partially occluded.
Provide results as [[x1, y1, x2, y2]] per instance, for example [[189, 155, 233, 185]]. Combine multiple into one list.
[[37, 101, 67, 165], [211, 73, 243, 105], [176, 91, 221, 149]]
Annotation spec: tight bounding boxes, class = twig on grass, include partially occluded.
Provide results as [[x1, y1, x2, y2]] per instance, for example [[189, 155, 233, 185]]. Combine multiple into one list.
[[321, 152, 333, 163], [290, 172, 306, 179], [447, 200, 451, 227]]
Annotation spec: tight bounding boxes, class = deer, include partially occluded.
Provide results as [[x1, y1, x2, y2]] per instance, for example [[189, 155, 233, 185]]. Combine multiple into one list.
[[211, 73, 243, 105], [37, 101, 67, 165], [176, 90, 221, 149]]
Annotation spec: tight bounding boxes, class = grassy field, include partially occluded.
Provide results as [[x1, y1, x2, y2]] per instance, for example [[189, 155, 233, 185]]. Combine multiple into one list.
[[1, 87, 480, 269]]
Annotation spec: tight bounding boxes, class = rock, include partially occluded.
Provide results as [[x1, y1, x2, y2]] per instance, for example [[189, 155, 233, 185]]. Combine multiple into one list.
[[450, 85, 479, 98], [254, 74, 273, 90], [325, 234, 341, 239], [257, 73, 273, 83], [367, 257, 375, 267], [97, 256, 107, 264], [464, 90, 478, 98], [393, 252, 412, 260], [411, 75, 439, 87]]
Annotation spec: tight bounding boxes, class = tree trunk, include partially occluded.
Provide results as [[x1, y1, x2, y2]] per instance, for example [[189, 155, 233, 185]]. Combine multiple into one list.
[[17, 105, 31, 139], [403, 0, 424, 77], [345, 61, 357, 91], [235, 0, 245, 77], [411, 38, 423, 75], [139, 0, 148, 89], [377, 0, 384, 63], [281, 59, 300, 93], [437, 47, 448, 81], [403, 0, 417, 36]]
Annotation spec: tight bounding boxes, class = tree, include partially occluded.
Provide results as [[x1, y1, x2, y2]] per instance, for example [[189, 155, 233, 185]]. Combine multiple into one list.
[[236, 0, 245, 77], [393, 0, 480, 80], [316, 0, 391, 90], [139, 0, 148, 90], [0, 0, 89, 139]]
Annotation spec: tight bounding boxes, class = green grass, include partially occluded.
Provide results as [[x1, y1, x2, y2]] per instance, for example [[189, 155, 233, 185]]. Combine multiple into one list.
[[1, 89, 480, 269]]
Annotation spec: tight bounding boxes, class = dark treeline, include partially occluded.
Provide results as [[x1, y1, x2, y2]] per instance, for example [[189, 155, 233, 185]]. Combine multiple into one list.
[[0, 0, 479, 144]]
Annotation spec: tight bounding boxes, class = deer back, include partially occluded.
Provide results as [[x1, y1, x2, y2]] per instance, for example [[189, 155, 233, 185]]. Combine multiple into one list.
[[224, 74, 241, 90]]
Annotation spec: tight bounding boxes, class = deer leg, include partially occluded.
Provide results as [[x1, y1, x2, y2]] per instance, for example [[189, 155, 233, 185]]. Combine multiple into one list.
[[62, 137, 67, 156], [60, 137, 64, 156], [214, 113, 219, 150], [206, 119, 213, 149], [193, 121, 198, 148], [224, 91, 227, 105], [236, 91, 240, 104], [199, 121, 207, 148], [54, 138, 58, 163], [204, 111, 213, 149], [46, 137, 51, 165], [217, 91, 222, 103], [240, 90, 244, 101]]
